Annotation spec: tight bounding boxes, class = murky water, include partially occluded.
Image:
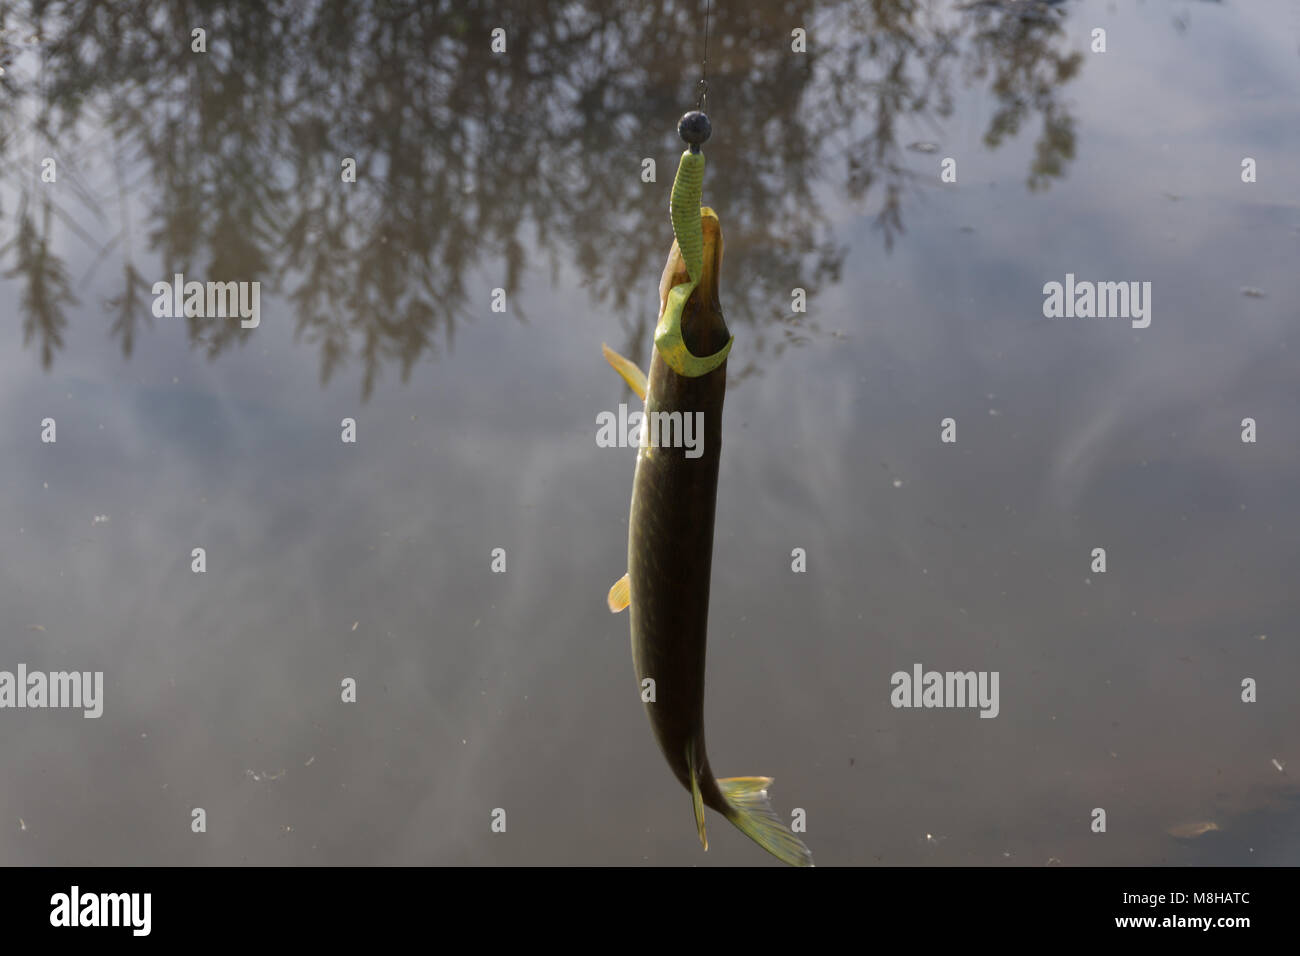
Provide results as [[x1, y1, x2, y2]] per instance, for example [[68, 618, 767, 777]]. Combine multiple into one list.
[[1, 0, 1296, 865]]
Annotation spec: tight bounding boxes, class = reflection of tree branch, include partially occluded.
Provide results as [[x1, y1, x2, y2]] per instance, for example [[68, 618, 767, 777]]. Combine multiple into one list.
[[104, 140, 151, 358], [3, 198, 77, 369], [963, 0, 1081, 190], [1, 0, 1085, 393], [106, 263, 148, 358]]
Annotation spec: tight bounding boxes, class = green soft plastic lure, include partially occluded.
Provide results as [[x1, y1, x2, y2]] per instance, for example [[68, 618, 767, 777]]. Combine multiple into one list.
[[654, 145, 733, 378]]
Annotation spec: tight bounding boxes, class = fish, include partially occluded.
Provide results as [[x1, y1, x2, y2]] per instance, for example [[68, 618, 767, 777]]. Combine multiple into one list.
[[602, 141, 814, 867]]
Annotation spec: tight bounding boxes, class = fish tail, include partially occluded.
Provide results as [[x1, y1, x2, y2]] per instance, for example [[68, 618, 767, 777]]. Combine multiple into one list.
[[687, 740, 709, 850], [717, 776, 815, 867]]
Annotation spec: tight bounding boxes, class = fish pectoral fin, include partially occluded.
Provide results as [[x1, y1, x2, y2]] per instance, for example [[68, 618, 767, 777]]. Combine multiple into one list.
[[688, 741, 708, 851], [606, 572, 630, 613], [601, 344, 647, 401], [717, 776, 815, 867]]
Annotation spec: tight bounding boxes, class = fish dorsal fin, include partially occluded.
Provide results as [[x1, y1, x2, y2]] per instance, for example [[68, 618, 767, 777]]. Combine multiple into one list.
[[601, 344, 647, 401]]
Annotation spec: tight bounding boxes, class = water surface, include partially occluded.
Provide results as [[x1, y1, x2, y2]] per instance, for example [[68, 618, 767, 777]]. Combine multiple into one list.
[[0, 0, 1297, 865]]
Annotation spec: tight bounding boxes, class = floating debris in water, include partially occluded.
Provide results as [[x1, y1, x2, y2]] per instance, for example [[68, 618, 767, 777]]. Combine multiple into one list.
[[27, 625, 44, 632], [1239, 286, 1267, 298], [1167, 821, 1220, 839], [92, 514, 110, 525], [19, 818, 26, 831], [304, 756, 315, 767], [351, 621, 358, 632], [907, 141, 940, 153], [246, 768, 286, 782], [892, 478, 903, 488], [1272, 758, 1285, 773]]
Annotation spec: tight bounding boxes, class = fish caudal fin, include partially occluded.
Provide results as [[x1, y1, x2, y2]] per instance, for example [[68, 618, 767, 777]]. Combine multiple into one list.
[[606, 573, 630, 613], [717, 776, 815, 867], [688, 741, 708, 850]]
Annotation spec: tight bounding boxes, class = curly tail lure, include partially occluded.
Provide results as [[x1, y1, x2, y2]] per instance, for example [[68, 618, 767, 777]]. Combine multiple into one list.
[[654, 116, 733, 378]]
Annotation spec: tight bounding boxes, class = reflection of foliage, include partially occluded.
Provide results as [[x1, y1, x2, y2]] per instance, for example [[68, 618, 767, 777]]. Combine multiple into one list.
[[814, 0, 1081, 252], [962, 0, 1081, 191], [0, 0, 1084, 395], [3, 198, 77, 369]]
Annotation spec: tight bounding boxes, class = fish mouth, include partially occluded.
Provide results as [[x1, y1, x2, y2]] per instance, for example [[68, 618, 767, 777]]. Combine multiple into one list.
[[657, 207, 728, 353]]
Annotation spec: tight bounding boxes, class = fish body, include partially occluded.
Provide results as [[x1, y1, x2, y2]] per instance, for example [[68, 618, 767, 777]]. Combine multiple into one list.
[[629, 211, 730, 813]]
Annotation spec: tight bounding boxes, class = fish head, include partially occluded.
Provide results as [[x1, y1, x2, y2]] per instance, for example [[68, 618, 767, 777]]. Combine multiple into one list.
[[658, 208, 728, 356]]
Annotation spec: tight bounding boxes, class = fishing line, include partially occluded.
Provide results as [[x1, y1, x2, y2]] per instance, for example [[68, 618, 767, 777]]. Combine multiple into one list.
[[695, 0, 711, 113], [677, 0, 713, 154]]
